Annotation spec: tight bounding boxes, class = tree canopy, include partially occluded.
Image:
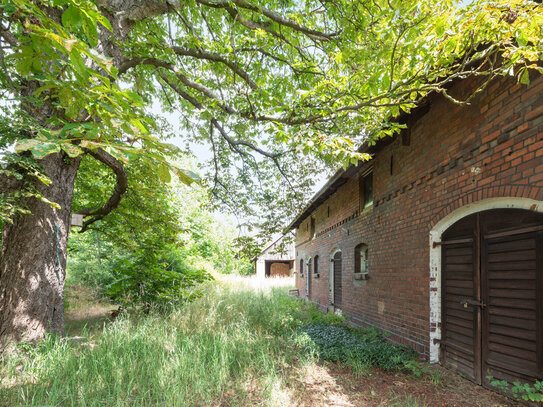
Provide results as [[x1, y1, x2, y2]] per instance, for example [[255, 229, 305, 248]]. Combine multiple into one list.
[[1, 0, 541, 230]]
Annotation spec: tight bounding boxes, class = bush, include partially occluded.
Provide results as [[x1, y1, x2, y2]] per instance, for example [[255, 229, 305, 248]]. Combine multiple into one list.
[[106, 244, 212, 308]]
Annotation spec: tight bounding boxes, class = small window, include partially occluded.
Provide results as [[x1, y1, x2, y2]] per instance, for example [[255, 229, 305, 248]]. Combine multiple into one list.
[[360, 172, 373, 209], [354, 243, 369, 280], [310, 217, 316, 239], [314, 255, 319, 278], [299, 259, 304, 278]]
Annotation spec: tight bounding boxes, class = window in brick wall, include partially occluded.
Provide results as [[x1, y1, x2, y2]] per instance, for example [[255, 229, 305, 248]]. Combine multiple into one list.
[[299, 259, 304, 278], [310, 216, 316, 239], [354, 243, 369, 280], [314, 255, 319, 278], [359, 172, 373, 209]]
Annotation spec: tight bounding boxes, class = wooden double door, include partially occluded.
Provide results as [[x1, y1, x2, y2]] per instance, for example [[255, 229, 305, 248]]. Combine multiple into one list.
[[441, 209, 543, 387]]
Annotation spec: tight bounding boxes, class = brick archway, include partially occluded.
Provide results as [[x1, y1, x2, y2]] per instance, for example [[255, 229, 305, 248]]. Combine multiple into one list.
[[429, 185, 543, 230], [428, 196, 543, 363]]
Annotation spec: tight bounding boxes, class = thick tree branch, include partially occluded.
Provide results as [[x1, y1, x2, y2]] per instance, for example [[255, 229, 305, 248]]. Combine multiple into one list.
[[160, 74, 281, 160], [76, 148, 128, 232], [194, 0, 333, 41], [194, 0, 305, 55], [171, 46, 258, 90], [229, 0, 334, 41], [118, 57, 174, 75], [98, 0, 179, 33]]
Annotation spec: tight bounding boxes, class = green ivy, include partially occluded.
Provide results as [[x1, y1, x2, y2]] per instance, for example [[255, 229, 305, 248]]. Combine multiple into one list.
[[295, 323, 417, 371]]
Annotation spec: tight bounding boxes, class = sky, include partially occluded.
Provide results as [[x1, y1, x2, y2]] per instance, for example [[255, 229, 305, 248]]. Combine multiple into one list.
[[151, 101, 329, 237]]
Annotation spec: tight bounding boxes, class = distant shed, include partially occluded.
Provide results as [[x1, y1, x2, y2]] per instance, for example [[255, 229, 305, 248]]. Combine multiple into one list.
[[252, 233, 295, 278]]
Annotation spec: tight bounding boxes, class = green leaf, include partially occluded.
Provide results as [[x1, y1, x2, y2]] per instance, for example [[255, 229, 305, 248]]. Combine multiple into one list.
[[106, 147, 129, 164], [159, 163, 171, 183], [30, 142, 61, 159], [172, 167, 200, 186], [81, 18, 98, 47], [15, 55, 33, 76], [61, 6, 82, 29], [70, 50, 89, 81], [61, 143, 84, 158], [14, 139, 41, 153], [519, 68, 530, 85]]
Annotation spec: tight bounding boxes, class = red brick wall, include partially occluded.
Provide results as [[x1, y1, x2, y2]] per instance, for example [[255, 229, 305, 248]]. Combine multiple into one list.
[[295, 73, 543, 357]]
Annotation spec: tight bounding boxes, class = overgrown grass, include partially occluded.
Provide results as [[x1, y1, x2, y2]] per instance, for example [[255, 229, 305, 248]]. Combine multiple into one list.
[[0, 282, 416, 406]]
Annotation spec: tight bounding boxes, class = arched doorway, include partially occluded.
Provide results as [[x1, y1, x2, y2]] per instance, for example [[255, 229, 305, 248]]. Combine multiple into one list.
[[329, 249, 342, 308], [305, 257, 312, 299], [440, 208, 543, 388]]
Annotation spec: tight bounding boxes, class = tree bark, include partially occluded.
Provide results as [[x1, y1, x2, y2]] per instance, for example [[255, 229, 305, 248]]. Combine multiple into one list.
[[0, 153, 80, 348]]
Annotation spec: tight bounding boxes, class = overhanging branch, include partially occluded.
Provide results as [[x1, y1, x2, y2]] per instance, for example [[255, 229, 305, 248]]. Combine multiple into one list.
[[76, 148, 128, 232]]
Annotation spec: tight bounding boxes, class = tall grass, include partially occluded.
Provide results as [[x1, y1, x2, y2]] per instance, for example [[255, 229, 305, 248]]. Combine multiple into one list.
[[0, 283, 311, 407], [0, 280, 416, 406]]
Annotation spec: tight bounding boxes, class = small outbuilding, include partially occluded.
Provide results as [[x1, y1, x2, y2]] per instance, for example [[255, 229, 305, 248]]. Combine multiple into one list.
[[252, 233, 295, 278]]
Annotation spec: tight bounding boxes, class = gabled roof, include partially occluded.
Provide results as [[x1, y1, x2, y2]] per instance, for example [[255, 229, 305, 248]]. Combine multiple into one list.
[[251, 231, 295, 261]]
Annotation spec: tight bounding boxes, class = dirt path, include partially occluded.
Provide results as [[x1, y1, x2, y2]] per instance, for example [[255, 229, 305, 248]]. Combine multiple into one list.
[[287, 362, 518, 407]]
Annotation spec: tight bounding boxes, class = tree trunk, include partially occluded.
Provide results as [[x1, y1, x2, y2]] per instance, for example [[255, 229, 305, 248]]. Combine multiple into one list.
[[0, 152, 80, 348]]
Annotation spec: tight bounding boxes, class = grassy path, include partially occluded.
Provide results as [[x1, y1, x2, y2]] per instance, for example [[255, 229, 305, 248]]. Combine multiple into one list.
[[0, 277, 517, 406]]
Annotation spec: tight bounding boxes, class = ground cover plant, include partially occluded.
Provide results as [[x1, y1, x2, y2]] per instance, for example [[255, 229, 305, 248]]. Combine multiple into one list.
[[0, 281, 419, 406], [295, 323, 417, 373]]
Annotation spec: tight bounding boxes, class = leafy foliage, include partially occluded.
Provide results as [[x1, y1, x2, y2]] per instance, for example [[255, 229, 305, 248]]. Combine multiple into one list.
[[67, 154, 255, 305], [487, 376, 543, 402], [2, 0, 542, 233], [105, 244, 212, 306], [294, 321, 417, 371]]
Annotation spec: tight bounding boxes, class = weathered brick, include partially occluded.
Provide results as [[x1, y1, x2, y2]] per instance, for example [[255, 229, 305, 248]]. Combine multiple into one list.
[[293, 74, 543, 360]]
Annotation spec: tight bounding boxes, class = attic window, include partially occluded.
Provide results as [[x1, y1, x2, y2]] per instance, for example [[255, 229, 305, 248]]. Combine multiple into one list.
[[310, 217, 316, 239], [360, 172, 373, 209]]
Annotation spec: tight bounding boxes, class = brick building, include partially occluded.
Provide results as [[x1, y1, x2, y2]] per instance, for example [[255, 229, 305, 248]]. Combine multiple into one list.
[[288, 73, 543, 389]]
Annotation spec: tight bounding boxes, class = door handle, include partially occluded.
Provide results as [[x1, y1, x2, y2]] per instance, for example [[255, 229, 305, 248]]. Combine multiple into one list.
[[461, 298, 486, 309]]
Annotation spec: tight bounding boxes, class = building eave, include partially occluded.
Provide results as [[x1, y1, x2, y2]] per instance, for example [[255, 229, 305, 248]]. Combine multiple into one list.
[[287, 99, 432, 231]]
